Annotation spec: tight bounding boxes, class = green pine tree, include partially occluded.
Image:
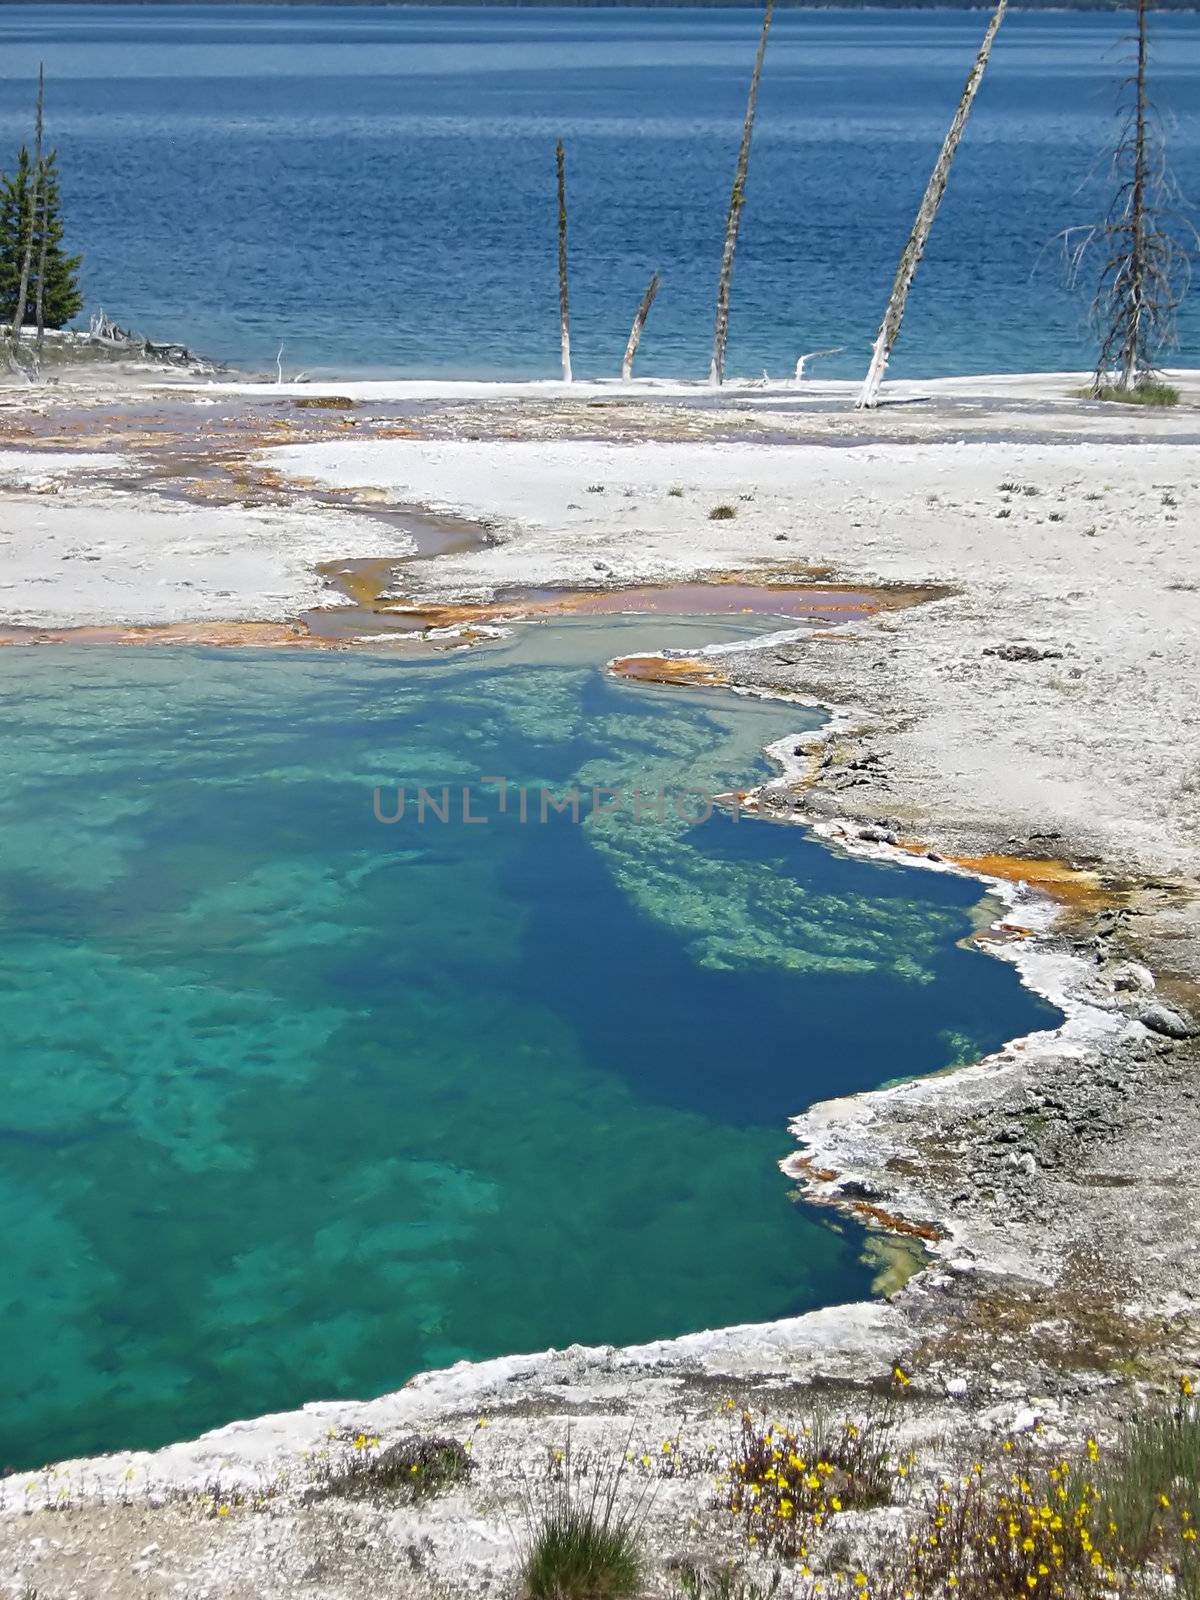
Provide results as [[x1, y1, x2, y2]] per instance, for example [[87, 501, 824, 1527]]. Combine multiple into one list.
[[0, 145, 82, 330]]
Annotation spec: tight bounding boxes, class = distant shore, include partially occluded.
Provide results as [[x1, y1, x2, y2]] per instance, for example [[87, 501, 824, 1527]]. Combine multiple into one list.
[[4, 1, 1200, 11]]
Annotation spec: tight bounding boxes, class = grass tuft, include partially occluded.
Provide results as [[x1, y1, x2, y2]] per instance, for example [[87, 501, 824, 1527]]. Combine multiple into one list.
[[709, 504, 737, 521], [1083, 382, 1180, 407], [1096, 1386, 1200, 1594], [673, 1560, 781, 1600], [520, 1433, 650, 1600]]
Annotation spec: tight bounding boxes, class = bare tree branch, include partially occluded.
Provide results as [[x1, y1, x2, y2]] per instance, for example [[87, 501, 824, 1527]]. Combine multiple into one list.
[[12, 64, 45, 349], [33, 152, 51, 352], [622, 271, 660, 382], [794, 345, 844, 381], [856, 0, 1006, 410], [556, 140, 572, 384], [710, 0, 774, 387]]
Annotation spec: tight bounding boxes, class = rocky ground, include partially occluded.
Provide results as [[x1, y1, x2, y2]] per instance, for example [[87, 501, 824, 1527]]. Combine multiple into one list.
[[0, 367, 1197, 1598]]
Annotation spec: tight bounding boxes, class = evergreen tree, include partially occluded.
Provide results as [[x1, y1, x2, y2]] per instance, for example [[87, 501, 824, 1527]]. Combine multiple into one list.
[[0, 146, 82, 330]]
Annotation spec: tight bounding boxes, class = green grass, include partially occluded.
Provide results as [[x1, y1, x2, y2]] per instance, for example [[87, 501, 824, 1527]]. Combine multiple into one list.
[[1082, 382, 1180, 407], [522, 1505, 642, 1600], [520, 1436, 650, 1600], [708, 504, 737, 521], [1096, 1390, 1200, 1595]]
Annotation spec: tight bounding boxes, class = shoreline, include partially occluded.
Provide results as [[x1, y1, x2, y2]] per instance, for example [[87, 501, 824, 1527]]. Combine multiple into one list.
[[1, 366, 1196, 1596], [0, 634, 1093, 1474]]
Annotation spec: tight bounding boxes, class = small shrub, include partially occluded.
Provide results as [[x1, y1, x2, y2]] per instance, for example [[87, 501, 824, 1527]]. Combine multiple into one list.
[[999, 481, 1019, 493], [520, 1435, 650, 1600], [320, 1432, 472, 1502], [997, 508, 1012, 519], [886, 1449, 1119, 1600], [587, 484, 606, 494], [722, 1403, 904, 1560], [709, 504, 737, 521], [668, 486, 686, 497], [816, 1384, 1200, 1600]]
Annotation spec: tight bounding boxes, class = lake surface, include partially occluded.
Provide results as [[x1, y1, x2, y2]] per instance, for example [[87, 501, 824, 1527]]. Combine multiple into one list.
[[0, 621, 1058, 1467], [0, 4, 1197, 379]]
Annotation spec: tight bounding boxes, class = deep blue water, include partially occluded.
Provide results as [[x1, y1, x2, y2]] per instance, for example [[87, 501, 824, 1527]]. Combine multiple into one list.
[[0, 624, 1059, 1465], [0, 4, 1196, 379]]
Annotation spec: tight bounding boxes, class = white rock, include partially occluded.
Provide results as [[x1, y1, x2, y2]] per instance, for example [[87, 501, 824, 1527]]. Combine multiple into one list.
[[1110, 961, 1155, 993]]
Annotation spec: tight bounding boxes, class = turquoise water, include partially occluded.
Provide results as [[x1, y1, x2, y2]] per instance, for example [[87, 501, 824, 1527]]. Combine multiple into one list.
[[0, 6, 1197, 378], [0, 623, 1058, 1470]]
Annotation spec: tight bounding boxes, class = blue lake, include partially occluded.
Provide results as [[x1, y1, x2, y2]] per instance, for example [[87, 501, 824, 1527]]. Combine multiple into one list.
[[0, 4, 1196, 379], [0, 621, 1059, 1468]]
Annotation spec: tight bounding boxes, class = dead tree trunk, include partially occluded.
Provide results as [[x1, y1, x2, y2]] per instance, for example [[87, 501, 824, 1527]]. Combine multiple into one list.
[[12, 65, 45, 349], [856, 0, 1006, 410], [34, 155, 51, 352], [1119, 0, 1150, 390], [1066, 0, 1193, 395], [556, 141, 572, 384], [710, 0, 774, 387], [622, 272, 661, 381]]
